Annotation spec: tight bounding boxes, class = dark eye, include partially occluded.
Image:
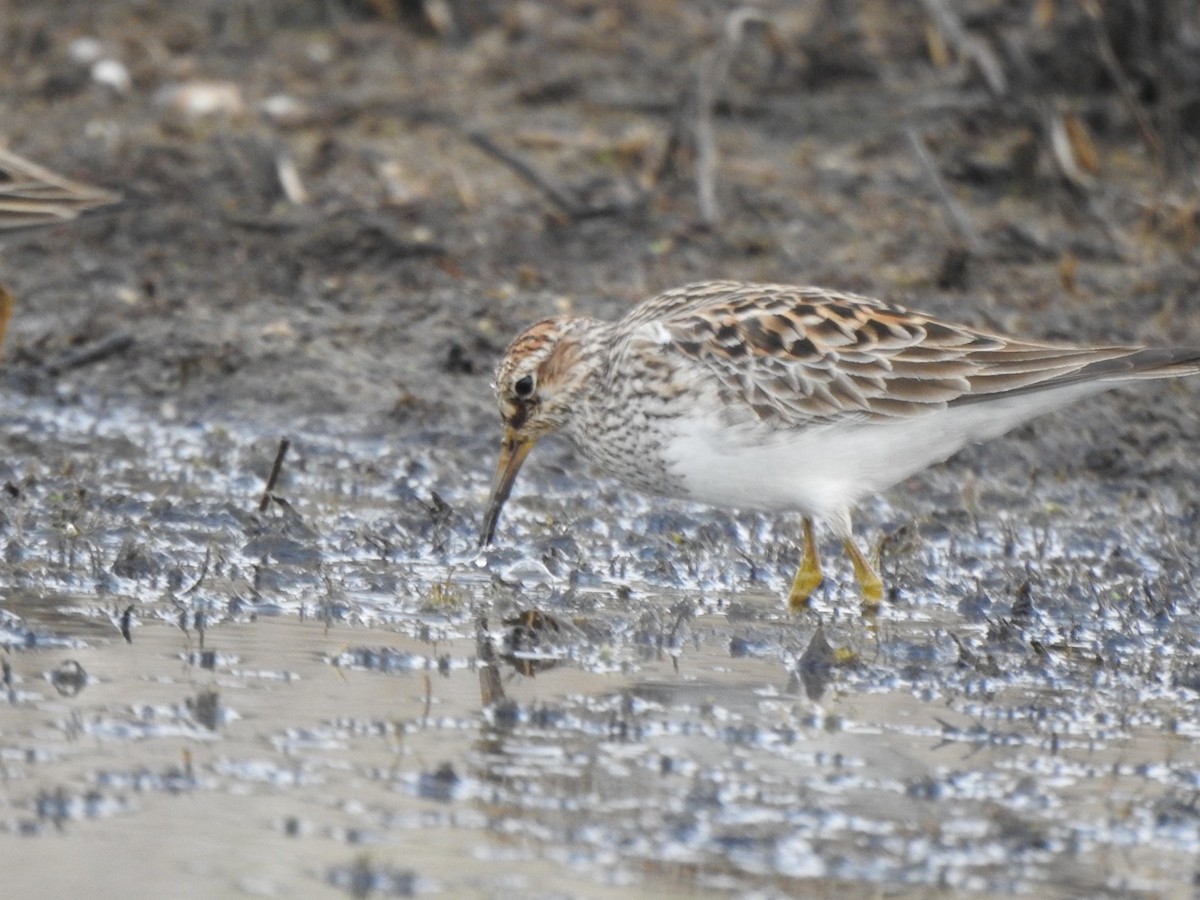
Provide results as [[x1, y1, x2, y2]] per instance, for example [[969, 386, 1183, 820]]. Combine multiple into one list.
[[514, 375, 535, 399]]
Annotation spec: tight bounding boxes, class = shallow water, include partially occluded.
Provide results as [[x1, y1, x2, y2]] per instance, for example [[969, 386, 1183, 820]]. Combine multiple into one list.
[[3, 391, 1200, 899]]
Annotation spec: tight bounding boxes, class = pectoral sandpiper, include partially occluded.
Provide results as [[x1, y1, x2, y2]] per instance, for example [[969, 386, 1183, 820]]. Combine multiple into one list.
[[481, 281, 1200, 610]]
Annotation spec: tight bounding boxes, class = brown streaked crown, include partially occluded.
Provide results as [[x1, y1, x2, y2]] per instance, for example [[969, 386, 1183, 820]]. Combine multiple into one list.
[[492, 316, 603, 439]]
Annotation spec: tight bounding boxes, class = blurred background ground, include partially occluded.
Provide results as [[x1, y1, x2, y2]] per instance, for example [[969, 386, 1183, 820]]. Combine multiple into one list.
[[3, 0, 1200, 433]]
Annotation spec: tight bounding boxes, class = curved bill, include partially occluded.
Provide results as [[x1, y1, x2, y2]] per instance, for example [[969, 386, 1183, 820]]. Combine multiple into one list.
[[479, 429, 536, 548]]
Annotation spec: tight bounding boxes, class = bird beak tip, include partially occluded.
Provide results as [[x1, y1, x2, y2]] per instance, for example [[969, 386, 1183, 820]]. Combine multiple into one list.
[[479, 432, 536, 549]]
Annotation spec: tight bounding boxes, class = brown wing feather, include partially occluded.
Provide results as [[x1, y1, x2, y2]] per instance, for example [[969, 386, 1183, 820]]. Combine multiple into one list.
[[618, 282, 1200, 429]]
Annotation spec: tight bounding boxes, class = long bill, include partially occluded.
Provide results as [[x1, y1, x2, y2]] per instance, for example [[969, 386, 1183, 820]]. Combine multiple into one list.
[[479, 429, 536, 548]]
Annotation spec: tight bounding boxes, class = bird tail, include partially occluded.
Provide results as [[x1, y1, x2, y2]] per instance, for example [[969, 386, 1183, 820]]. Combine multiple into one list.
[[1089, 347, 1200, 381], [953, 345, 1200, 407]]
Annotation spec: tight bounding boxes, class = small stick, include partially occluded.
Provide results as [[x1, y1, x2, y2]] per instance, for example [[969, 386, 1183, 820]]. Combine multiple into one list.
[[691, 67, 720, 225], [466, 130, 582, 217], [918, 0, 1007, 97], [1045, 106, 1095, 190], [258, 437, 290, 512], [906, 127, 984, 253], [1079, 0, 1160, 161], [663, 8, 776, 226], [119, 604, 135, 643], [275, 154, 309, 205], [42, 331, 134, 375], [182, 545, 212, 595]]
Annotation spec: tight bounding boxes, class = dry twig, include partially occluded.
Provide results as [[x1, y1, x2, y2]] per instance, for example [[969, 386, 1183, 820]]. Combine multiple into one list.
[[275, 154, 309, 205], [1044, 106, 1096, 190], [662, 8, 779, 226], [918, 0, 1007, 97], [258, 437, 291, 512], [906, 127, 984, 254], [466, 130, 644, 220], [41, 331, 134, 376], [1078, 0, 1161, 162]]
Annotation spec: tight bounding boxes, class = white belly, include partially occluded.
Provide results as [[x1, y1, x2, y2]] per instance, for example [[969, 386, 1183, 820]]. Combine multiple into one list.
[[661, 382, 1110, 524]]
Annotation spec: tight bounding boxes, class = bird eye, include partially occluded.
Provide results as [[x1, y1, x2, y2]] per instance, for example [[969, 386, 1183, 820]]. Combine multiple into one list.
[[514, 374, 535, 399]]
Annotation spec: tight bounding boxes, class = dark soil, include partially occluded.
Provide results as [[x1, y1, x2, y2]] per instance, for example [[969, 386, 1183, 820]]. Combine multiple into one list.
[[4, 1, 1199, 436]]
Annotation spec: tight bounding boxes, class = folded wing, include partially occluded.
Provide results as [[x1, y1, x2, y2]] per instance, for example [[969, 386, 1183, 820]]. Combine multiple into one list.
[[621, 281, 1200, 430]]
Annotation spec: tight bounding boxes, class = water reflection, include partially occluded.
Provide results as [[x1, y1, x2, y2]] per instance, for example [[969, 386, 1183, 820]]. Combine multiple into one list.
[[2, 394, 1200, 897]]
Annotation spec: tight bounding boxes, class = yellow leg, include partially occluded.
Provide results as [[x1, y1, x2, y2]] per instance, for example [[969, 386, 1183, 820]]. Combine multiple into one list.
[[843, 538, 884, 610], [788, 518, 824, 612]]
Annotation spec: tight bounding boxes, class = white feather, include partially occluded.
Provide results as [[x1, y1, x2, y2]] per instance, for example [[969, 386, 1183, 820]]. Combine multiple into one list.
[[662, 381, 1112, 533]]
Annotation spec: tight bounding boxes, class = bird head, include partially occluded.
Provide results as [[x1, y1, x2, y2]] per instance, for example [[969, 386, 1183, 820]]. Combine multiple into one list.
[[479, 316, 595, 546]]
